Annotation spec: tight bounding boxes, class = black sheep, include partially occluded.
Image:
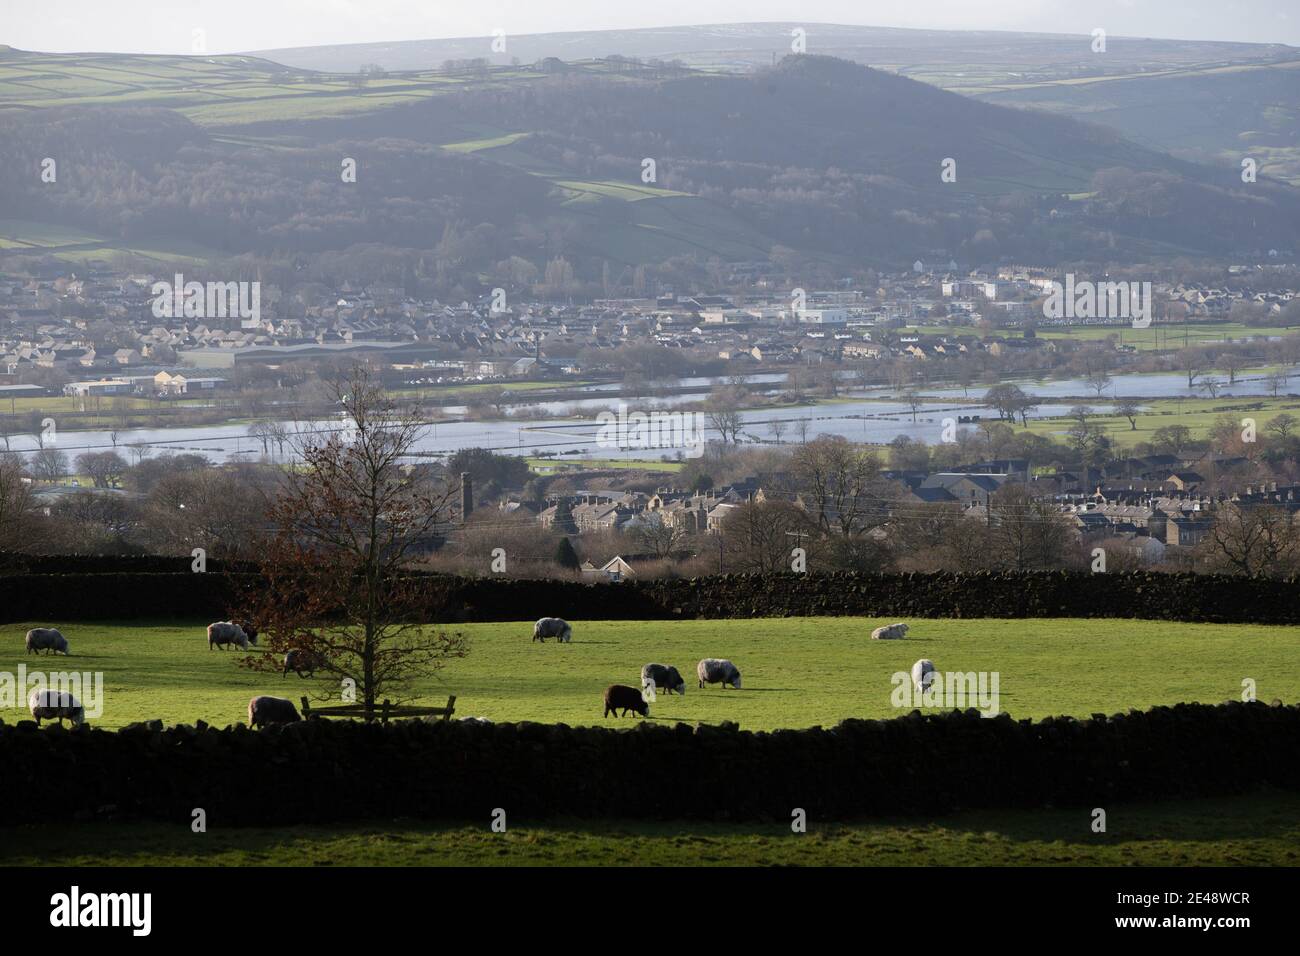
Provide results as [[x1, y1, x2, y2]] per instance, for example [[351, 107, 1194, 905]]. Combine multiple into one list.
[[603, 684, 650, 718]]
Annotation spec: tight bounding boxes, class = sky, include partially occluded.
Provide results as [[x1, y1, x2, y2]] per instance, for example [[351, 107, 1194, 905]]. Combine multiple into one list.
[[2, 0, 1296, 54]]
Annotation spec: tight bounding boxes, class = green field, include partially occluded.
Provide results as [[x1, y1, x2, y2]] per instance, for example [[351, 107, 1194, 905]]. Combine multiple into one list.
[[4, 790, 1297, 866], [5, 617, 1297, 731], [1019, 395, 1300, 450], [898, 321, 1299, 351]]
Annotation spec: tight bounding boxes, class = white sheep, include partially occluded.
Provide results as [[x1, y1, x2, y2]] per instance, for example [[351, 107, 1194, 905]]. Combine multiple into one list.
[[912, 659, 937, 694], [28, 688, 84, 727], [532, 617, 572, 643], [25, 628, 69, 655], [871, 622, 909, 640], [207, 621, 248, 651], [697, 658, 742, 689]]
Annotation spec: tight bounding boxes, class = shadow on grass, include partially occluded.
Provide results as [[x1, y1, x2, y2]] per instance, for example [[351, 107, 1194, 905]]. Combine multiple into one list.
[[5, 790, 1298, 866]]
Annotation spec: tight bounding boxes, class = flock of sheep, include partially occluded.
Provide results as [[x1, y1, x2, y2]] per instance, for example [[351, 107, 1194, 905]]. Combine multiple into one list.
[[16, 616, 936, 730], [533, 617, 743, 721], [19, 621, 312, 730]]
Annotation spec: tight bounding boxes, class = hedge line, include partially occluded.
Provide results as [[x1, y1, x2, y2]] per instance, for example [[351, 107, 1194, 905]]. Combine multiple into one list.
[[2, 568, 1300, 625], [2, 702, 1297, 824]]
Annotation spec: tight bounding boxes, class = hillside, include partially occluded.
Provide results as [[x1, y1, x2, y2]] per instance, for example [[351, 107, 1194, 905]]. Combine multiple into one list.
[[1, 47, 1297, 278], [244, 22, 1300, 186]]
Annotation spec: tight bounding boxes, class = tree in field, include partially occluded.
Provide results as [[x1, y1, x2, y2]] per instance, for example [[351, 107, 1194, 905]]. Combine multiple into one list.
[[30, 447, 68, 484], [242, 365, 468, 718], [76, 451, 126, 489], [1086, 370, 1112, 398], [1151, 423, 1193, 456], [705, 390, 744, 445], [1266, 413, 1298, 441], [1114, 400, 1141, 430]]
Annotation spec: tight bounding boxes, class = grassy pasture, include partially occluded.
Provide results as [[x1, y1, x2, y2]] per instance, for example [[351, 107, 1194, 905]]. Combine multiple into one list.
[[3, 617, 1297, 731], [4, 790, 1298, 866]]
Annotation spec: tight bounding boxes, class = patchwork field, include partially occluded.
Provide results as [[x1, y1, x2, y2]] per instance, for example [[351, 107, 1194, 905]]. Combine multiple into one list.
[[4, 790, 1297, 866], [4, 617, 1298, 731]]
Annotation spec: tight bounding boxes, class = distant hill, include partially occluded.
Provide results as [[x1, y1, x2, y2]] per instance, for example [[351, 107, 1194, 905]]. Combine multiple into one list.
[[246, 21, 1300, 186], [0, 47, 1296, 278], [247, 21, 1293, 78]]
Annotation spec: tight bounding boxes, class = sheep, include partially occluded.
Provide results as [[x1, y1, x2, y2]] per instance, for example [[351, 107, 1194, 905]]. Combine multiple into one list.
[[238, 621, 260, 646], [207, 621, 248, 651], [28, 688, 84, 727], [458, 716, 494, 725], [912, 659, 937, 694], [247, 695, 301, 728], [603, 684, 650, 718], [697, 658, 742, 690], [283, 648, 325, 678], [871, 622, 910, 641], [25, 628, 69, 655], [641, 663, 687, 696], [532, 617, 572, 643]]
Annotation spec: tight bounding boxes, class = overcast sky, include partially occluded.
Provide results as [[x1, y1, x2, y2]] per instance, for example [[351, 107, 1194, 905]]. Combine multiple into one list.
[[3, 0, 1296, 53]]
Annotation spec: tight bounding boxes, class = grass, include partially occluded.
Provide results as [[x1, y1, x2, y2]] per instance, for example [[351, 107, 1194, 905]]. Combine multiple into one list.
[[1017, 395, 1300, 450], [897, 321, 1299, 351], [526, 456, 686, 472], [4, 790, 1297, 866], [4, 617, 1297, 731]]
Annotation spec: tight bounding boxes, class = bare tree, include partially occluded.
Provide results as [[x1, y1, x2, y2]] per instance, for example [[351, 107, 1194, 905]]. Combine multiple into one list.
[[0, 456, 38, 550], [1266, 413, 1299, 441], [76, 451, 127, 489], [1114, 400, 1141, 430], [792, 436, 887, 536], [987, 484, 1072, 571], [721, 500, 817, 573], [30, 447, 68, 484], [1201, 504, 1300, 577], [241, 366, 468, 717], [705, 391, 744, 445], [903, 390, 924, 424]]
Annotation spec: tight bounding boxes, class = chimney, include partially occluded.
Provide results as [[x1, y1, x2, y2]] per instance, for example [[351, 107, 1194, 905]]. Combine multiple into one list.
[[460, 472, 473, 523]]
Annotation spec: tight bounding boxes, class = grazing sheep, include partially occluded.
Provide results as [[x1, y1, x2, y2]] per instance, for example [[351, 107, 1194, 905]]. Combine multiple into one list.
[[207, 621, 248, 651], [871, 622, 910, 641], [912, 659, 937, 694], [28, 688, 84, 727], [532, 617, 572, 643], [603, 684, 650, 718], [25, 628, 69, 655], [283, 648, 325, 678], [697, 658, 742, 690], [247, 695, 301, 728], [641, 663, 687, 696]]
